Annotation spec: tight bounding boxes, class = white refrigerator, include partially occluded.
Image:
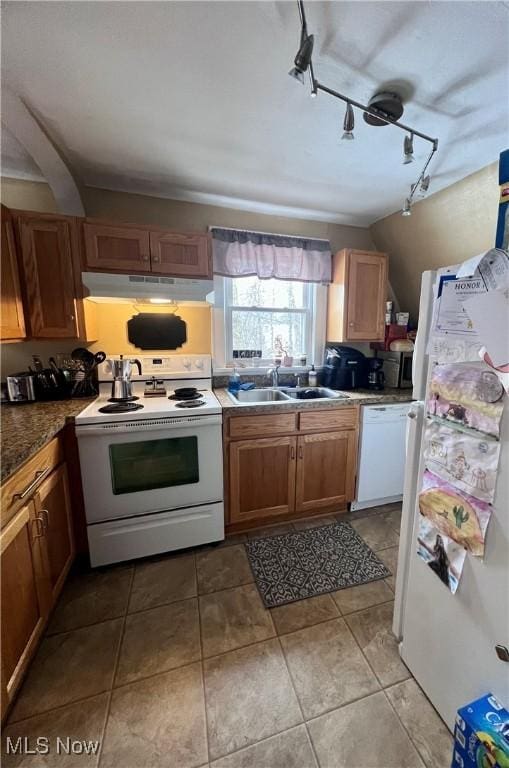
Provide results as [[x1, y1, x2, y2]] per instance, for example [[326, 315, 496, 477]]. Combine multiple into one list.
[[393, 267, 509, 730]]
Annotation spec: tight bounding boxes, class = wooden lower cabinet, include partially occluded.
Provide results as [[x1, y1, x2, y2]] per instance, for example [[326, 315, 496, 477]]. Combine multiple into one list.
[[295, 430, 357, 513], [34, 464, 74, 605], [229, 436, 297, 524], [1, 501, 48, 721], [226, 408, 359, 528], [0, 460, 74, 721]]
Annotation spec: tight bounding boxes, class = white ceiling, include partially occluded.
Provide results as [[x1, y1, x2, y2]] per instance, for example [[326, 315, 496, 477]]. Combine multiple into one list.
[[2, 1, 508, 226]]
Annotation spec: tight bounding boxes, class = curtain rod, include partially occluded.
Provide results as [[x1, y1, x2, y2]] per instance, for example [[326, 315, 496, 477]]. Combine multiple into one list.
[[208, 225, 330, 243]]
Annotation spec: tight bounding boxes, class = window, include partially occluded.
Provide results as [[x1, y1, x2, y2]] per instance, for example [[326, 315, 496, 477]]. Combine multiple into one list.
[[213, 275, 326, 368]]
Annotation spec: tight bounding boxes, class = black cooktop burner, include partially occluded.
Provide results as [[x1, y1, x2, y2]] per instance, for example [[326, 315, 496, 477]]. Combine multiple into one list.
[[108, 396, 139, 403], [99, 402, 145, 414], [175, 399, 206, 409], [168, 392, 203, 402]]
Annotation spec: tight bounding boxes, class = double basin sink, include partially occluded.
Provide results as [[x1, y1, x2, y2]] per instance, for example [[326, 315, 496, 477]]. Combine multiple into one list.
[[228, 386, 350, 404]]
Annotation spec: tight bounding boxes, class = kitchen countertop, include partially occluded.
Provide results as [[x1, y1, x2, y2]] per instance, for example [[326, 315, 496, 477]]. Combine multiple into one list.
[[214, 387, 413, 415], [1, 399, 93, 483]]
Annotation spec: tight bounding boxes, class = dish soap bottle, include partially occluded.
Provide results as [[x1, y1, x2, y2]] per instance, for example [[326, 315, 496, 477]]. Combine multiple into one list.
[[308, 365, 318, 387], [228, 368, 241, 394]]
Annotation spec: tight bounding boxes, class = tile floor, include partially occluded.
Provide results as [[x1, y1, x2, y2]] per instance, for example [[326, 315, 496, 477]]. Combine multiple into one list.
[[2, 504, 453, 768]]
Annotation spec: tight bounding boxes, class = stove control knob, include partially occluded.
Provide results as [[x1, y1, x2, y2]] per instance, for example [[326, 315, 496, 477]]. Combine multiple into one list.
[[195, 359, 204, 370], [183, 358, 192, 369]]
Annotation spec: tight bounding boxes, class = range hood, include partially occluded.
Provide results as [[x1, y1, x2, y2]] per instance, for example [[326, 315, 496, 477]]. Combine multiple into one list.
[[82, 272, 214, 304]]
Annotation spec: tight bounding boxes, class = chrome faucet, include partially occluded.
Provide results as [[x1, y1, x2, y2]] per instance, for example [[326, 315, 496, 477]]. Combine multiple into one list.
[[266, 364, 280, 387]]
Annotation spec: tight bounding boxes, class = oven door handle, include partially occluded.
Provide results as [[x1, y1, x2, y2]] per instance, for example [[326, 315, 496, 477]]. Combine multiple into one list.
[[75, 414, 222, 436]]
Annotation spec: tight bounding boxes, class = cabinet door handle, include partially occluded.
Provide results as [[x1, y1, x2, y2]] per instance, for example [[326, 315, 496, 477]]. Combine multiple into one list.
[[152, 255, 161, 263], [299, 446, 303, 459], [142, 253, 150, 261], [349, 322, 355, 327], [32, 516, 45, 540], [13, 467, 51, 501], [40, 509, 50, 531], [290, 446, 295, 460]]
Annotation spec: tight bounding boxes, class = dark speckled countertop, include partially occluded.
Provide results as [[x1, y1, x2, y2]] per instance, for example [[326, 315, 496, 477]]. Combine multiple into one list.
[[214, 387, 413, 414], [1, 399, 93, 483]]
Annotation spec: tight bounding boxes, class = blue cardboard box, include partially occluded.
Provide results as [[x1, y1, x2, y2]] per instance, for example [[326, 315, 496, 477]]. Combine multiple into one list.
[[451, 694, 509, 768]]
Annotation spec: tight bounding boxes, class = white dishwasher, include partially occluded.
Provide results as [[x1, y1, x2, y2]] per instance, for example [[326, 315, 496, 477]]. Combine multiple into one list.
[[351, 402, 412, 510]]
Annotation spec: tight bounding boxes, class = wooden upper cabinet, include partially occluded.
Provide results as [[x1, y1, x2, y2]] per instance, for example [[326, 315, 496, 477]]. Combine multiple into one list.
[[229, 436, 297, 524], [83, 222, 151, 272], [295, 430, 357, 513], [149, 231, 211, 278], [0, 205, 26, 341], [327, 249, 387, 342], [82, 219, 211, 278], [1, 500, 49, 720], [17, 214, 80, 338]]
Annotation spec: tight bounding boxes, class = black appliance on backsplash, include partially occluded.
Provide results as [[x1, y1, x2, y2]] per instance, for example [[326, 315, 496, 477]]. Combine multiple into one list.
[[322, 345, 367, 390], [366, 357, 385, 391]]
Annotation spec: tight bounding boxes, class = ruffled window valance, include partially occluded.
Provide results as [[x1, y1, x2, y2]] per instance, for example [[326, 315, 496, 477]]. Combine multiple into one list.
[[211, 227, 331, 284]]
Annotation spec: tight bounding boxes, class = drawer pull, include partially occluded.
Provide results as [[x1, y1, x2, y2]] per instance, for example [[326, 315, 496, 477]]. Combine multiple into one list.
[[13, 467, 51, 501], [32, 516, 45, 540], [40, 509, 50, 530]]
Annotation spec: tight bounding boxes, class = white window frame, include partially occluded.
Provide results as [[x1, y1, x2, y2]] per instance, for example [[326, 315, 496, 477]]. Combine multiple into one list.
[[212, 275, 327, 374]]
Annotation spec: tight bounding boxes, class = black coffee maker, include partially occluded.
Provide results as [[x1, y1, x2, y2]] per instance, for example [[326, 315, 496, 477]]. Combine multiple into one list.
[[322, 346, 367, 390], [366, 357, 385, 390]]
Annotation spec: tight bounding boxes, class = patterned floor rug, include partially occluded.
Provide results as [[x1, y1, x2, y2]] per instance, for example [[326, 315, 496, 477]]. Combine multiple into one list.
[[244, 521, 391, 608]]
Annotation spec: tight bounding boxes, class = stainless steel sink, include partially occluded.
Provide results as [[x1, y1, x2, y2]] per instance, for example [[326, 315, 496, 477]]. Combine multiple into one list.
[[281, 387, 350, 400], [230, 388, 292, 403]]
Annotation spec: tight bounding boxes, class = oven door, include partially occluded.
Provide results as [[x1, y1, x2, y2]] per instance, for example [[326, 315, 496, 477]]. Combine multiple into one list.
[[76, 414, 223, 523]]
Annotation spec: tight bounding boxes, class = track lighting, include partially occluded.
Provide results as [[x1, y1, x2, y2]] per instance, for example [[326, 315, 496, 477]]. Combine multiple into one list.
[[288, 29, 314, 84], [403, 133, 414, 164], [287, 1, 439, 216], [341, 102, 354, 140]]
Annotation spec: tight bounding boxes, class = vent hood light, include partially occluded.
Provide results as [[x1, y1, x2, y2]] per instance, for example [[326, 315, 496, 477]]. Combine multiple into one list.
[[148, 298, 177, 305]]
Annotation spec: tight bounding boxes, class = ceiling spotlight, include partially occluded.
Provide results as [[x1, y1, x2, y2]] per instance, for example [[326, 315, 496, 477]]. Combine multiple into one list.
[[310, 83, 318, 98], [288, 67, 305, 84], [403, 133, 414, 164], [402, 198, 412, 216], [342, 102, 355, 140], [288, 30, 314, 84], [420, 175, 430, 193]]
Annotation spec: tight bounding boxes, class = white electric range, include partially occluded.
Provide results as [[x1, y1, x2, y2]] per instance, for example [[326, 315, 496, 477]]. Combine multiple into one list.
[[75, 354, 224, 566]]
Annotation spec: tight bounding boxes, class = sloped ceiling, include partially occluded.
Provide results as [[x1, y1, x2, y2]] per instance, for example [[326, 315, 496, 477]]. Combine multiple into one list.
[[2, 1, 508, 225]]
